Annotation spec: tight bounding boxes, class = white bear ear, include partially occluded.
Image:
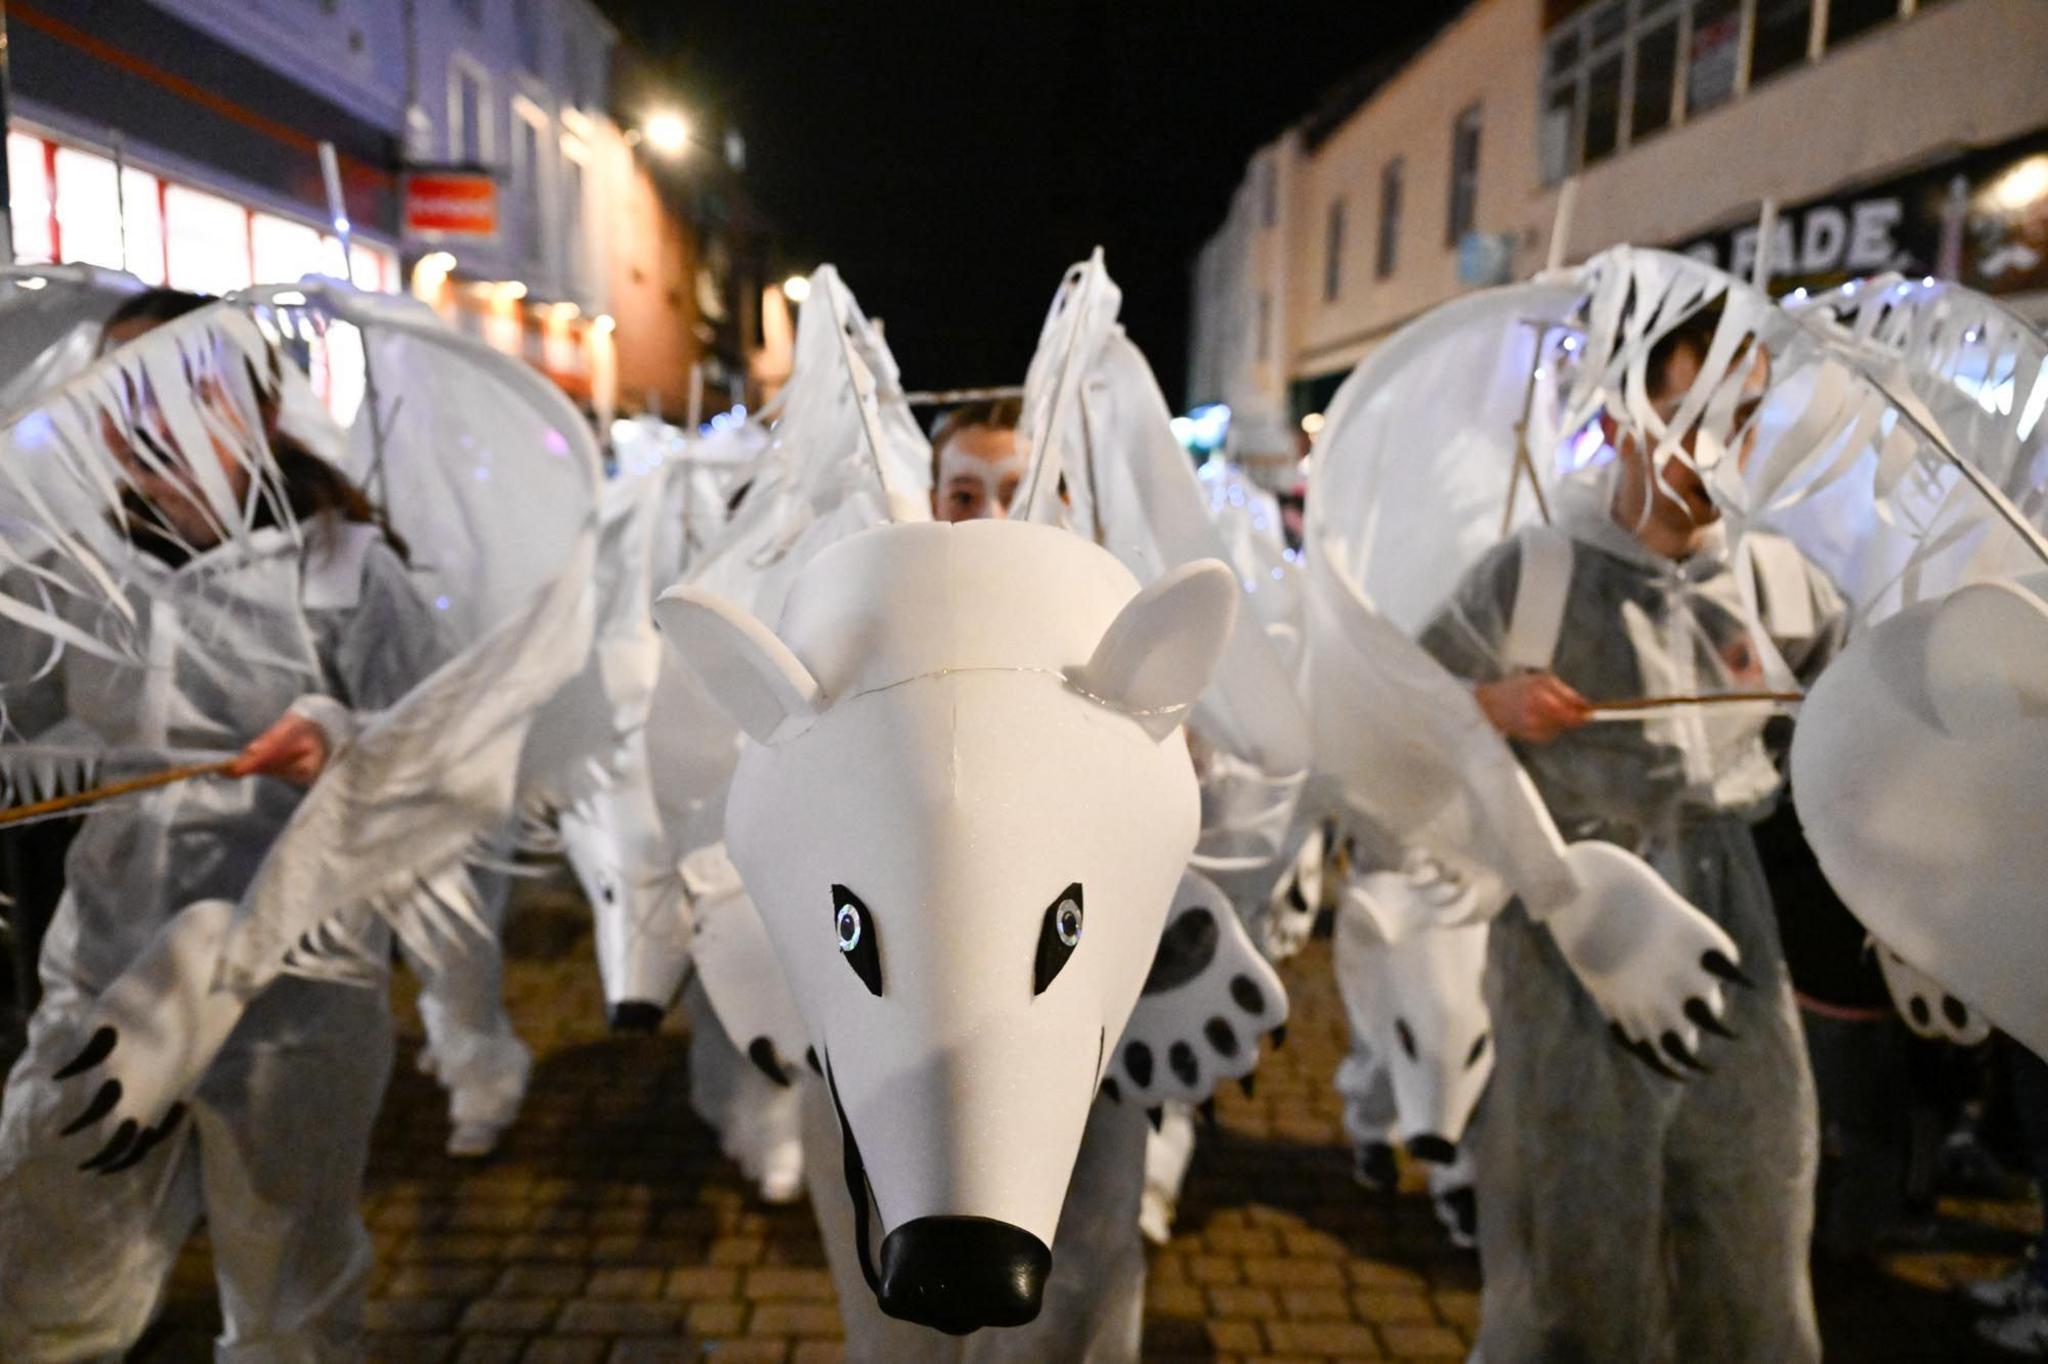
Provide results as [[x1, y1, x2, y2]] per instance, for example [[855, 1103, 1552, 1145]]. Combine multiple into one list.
[[1071, 560, 1239, 741], [654, 587, 822, 744], [1924, 579, 2048, 739]]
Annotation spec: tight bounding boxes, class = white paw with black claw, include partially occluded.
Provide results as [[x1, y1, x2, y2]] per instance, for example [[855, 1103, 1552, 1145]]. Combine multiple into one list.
[[51, 898, 248, 1173], [1108, 870, 1289, 1108], [1538, 842, 1745, 1081]]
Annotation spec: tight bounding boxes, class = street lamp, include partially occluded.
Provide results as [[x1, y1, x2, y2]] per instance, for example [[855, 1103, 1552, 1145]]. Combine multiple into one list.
[[642, 111, 691, 159], [782, 273, 812, 305]]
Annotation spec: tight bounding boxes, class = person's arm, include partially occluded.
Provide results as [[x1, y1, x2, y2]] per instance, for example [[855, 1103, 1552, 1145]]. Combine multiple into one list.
[[232, 536, 452, 785], [1418, 538, 1592, 746]]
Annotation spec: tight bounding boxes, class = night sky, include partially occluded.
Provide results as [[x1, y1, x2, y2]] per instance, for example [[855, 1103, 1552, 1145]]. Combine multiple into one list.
[[600, 2, 1462, 410]]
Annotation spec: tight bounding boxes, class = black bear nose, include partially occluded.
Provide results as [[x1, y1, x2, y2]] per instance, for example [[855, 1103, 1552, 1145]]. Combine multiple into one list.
[[606, 1000, 665, 1034], [1407, 1133, 1459, 1165], [878, 1216, 1051, 1334]]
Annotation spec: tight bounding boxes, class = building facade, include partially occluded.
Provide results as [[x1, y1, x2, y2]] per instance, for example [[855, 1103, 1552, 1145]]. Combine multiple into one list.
[[1189, 0, 2048, 436], [2, 0, 753, 420]]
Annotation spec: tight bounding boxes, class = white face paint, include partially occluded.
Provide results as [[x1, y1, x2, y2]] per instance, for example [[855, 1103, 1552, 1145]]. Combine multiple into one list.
[[936, 441, 1026, 522], [656, 519, 1238, 1334]]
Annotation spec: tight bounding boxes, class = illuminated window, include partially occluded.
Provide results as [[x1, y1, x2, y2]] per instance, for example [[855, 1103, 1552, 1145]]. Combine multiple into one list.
[[165, 185, 251, 295], [252, 212, 324, 285], [9, 133, 53, 265], [122, 168, 166, 285], [54, 147, 125, 271]]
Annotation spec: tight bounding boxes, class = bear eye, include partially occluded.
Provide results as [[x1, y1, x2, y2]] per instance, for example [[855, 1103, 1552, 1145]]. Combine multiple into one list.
[[1033, 883, 1084, 996], [831, 885, 882, 996]]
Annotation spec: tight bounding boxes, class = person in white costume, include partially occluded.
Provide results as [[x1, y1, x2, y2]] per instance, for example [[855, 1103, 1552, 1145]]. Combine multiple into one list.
[[1420, 305, 1844, 1362], [0, 289, 449, 1362], [930, 398, 1026, 523]]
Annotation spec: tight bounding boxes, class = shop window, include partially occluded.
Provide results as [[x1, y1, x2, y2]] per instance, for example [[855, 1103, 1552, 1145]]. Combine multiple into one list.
[[252, 213, 324, 286], [1376, 159, 1402, 280], [1686, 0, 1742, 115], [1447, 104, 1482, 246], [1583, 52, 1624, 164], [122, 168, 166, 285], [1826, 0, 1900, 48], [1750, 0, 1814, 85], [9, 133, 53, 265], [1630, 19, 1679, 142], [348, 242, 392, 293], [53, 147, 125, 272], [1323, 196, 1345, 303], [165, 185, 251, 296]]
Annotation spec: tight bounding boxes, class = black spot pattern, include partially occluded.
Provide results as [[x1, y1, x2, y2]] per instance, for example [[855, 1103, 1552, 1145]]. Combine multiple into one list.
[[1204, 1016, 1239, 1058], [1168, 1041, 1198, 1087], [1142, 907, 1220, 995], [1229, 974, 1265, 1014], [1124, 1041, 1154, 1088]]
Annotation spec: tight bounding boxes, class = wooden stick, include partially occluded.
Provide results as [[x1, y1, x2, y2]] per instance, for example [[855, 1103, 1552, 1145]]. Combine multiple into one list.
[[0, 760, 238, 827], [1591, 690, 1803, 714]]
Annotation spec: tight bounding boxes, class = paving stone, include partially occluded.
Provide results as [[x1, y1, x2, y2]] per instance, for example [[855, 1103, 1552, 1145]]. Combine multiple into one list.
[[141, 883, 2043, 1364]]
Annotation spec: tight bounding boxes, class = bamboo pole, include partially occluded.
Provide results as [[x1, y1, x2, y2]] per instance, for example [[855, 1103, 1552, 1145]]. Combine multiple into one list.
[[0, 760, 236, 828]]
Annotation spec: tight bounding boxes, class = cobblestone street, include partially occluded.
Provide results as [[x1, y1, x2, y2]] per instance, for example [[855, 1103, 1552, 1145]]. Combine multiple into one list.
[[133, 875, 2041, 1363]]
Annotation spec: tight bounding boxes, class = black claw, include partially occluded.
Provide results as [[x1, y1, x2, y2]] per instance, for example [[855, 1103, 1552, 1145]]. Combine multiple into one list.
[[1100, 1077, 1122, 1105], [746, 1037, 791, 1089], [1268, 1024, 1288, 1050], [1684, 997, 1736, 1040], [100, 1120, 171, 1174], [54, 1026, 117, 1081], [1198, 1098, 1217, 1128], [60, 1078, 122, 1137], [1634, 1039, 1684, 1081], [1610, 1023, 1681, 1081], [1238, 1074, 1256, 1099], [1146, 1106, 1164, 1132], [1701, 950, 1754, 990], [1660, 1031, 1710, 1074], [79, 1119, 138, 1172]]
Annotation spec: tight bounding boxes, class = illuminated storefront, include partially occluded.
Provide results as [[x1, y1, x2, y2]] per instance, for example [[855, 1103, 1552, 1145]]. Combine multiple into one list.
[[7, 128, 398, 294]]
